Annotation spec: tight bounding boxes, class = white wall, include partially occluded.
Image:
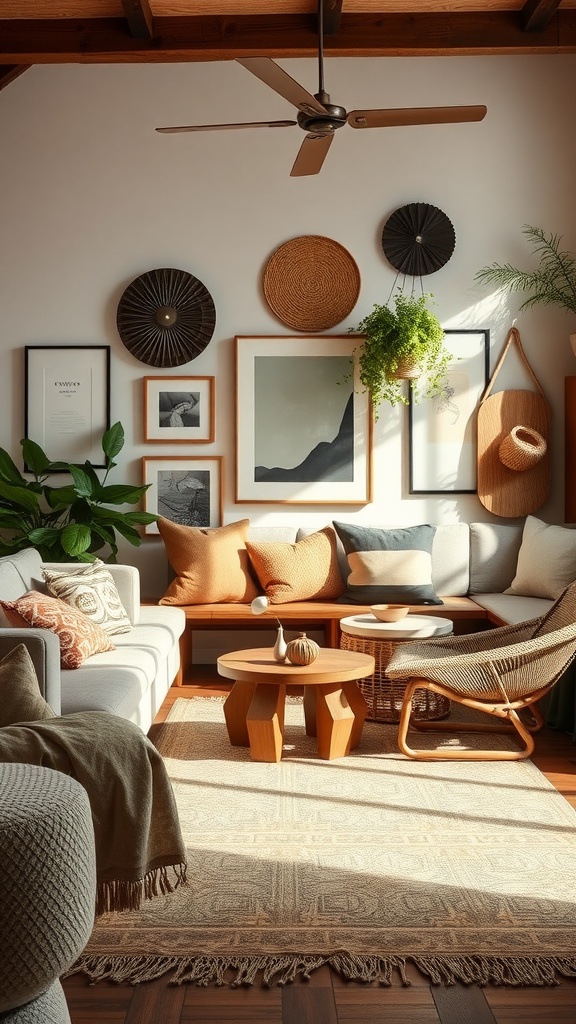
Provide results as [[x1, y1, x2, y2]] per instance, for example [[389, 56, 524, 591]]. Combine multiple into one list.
[[1, 55, 575, 598]]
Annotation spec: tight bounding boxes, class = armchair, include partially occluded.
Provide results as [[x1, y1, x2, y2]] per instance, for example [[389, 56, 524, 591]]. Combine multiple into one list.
[[386, 581, 576, 761]]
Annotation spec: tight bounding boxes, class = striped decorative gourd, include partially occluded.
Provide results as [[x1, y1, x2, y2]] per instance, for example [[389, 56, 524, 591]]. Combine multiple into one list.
[[286, 632, 320, 666]]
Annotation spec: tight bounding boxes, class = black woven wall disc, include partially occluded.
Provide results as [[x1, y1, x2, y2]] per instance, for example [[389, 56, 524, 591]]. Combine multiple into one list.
[[381, 203, 455, 277], [116, 268, 216, 367]]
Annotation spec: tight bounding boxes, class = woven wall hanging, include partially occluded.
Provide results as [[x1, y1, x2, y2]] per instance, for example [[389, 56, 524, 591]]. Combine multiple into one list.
[[116, 268, 216, 367], [263, 235, 361, 332], [381, 203, 455, 277], [477, 327, 551, 518]]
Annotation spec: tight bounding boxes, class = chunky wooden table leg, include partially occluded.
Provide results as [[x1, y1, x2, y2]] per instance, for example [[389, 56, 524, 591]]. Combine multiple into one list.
[[303, 686, 317, 737], [223, 680, 257, 746], [315, 683, 355, 760], [343, 682, 368, 749], [246, 683, 286, 762]]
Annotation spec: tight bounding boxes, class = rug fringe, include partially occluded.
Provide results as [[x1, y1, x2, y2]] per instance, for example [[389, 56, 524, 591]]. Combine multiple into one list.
[[96, 862, 187, 915], [64, 953, 576, 988]]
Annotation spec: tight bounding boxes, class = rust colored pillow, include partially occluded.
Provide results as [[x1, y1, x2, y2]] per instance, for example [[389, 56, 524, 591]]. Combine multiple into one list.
[[246, 527, 345, 604], [158, 517, 259, 605], [1, 591, 115, 669]]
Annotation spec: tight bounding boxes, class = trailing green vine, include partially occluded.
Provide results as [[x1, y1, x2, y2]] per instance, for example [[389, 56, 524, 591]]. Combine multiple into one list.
[[350, 290, 450, 414]]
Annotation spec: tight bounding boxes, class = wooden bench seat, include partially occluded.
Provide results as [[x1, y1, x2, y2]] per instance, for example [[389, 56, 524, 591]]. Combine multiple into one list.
[[174, 596, 491, 685]]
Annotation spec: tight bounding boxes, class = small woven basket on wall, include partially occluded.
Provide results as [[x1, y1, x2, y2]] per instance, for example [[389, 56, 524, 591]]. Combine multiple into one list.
[[499, 424, 547, 472]]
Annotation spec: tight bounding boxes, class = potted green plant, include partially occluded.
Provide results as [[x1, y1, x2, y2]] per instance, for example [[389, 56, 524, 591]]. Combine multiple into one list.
[[475, 224, 576, 319], [0, 422, 157, 562], [351, 290, 451, 413]]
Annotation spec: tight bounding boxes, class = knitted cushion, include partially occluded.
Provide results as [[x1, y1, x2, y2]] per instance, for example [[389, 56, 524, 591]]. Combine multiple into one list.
[[333, 521, 442, 606], [0, 644, 55, 727], [0, 763, 96, 1014], [0, 592, 115, 668], [42, 560, 131, 636], [246, 527, 344, 603], [159, 518, 259, 605], [505, 516, 576, 600], [1, 979, 71, 1023]]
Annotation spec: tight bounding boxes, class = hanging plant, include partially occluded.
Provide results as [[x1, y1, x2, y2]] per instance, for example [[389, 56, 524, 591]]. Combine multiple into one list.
[[350, 290, 451, 414]]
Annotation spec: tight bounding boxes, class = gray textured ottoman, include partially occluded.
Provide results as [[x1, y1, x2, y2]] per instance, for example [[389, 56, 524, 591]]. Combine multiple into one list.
[[0, 763, 97, 1023]]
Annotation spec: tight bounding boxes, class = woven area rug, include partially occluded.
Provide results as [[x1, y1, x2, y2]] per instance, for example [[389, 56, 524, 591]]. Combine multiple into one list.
[[71, 696, 576, 988]]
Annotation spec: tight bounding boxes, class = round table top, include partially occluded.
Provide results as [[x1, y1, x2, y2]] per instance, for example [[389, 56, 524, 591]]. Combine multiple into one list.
[[339, 613, 454, 640], [217, 646, 375, 685]]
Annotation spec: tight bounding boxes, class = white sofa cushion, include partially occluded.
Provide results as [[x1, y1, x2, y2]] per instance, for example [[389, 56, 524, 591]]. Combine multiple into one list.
[[472, 593, 553, 625], [505, 516, 576, 600]]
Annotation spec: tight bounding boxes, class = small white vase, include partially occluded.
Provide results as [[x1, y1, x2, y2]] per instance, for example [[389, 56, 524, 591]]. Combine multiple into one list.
[[273, 624, 287, 662]]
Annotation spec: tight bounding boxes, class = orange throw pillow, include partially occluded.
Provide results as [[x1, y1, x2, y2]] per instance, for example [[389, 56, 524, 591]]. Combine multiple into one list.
[[158, 517, 259, 605], [246, 527, 344, 604], [1, 591, 115, 669]]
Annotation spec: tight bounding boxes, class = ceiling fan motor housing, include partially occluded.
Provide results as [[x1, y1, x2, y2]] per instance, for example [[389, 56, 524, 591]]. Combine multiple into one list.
[[297, 98, 347, 135]]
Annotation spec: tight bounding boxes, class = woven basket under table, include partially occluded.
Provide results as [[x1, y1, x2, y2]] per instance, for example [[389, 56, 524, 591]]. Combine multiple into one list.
[[340, 632, 451, 723]]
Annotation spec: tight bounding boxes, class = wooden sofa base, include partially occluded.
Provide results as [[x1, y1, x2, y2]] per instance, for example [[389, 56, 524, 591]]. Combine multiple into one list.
[[175, 597, 492, 686]]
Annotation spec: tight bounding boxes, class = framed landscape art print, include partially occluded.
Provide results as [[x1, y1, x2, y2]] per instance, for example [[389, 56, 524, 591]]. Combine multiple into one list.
[[142, 455, 223, 534], [235, 335, 372, 504]]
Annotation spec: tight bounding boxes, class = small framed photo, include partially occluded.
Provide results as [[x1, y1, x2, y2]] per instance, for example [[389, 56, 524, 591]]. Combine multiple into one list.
[[142, 455, 223, 534], [143, 376, 215, 443]]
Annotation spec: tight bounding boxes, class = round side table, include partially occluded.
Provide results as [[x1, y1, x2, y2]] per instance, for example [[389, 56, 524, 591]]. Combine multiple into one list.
[[340, 613, 454, 723]]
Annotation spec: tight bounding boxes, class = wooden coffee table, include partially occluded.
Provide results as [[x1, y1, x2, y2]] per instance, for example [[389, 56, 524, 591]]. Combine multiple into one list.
[[217, 647, 375, 763]]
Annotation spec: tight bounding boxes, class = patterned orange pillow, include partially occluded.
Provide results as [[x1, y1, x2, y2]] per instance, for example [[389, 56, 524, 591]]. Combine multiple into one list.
[[1, 591, 115, 669], [246, 527, 344, 604]]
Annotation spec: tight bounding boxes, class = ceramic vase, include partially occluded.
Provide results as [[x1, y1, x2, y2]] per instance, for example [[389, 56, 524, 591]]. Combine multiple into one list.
[[273, 624, 287, 662]]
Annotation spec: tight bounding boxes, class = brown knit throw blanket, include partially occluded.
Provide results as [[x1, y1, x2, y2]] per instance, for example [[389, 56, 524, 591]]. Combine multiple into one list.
[[0, 710, 187, 914]]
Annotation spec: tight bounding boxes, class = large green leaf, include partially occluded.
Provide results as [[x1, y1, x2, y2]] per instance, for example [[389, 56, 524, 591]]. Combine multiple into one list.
[[45, 485, 78, 509], [0, 448, 26, 486], [68, 465, 97, 498], [0, 479, 41, 512], [102, 422, 125, 461], [21, 438, 51, 477], [124, 511, 159, 525], [97, 484, 148, 505], [113, 521, 142, 546], [61, 523, 92, 556], [27, 527, 63, 545], [0, 510, 29, 529]]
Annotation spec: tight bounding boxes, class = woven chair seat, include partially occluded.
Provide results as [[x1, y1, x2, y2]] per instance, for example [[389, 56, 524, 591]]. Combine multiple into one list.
[[384, 580, 576, 761]]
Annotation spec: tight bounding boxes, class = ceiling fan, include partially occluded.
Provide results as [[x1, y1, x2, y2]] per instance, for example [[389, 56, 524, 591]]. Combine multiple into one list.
[[156, 2, 487, 177]]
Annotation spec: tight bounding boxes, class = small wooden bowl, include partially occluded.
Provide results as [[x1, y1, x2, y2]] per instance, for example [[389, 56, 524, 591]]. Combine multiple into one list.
[[370, 604, 410, 622]]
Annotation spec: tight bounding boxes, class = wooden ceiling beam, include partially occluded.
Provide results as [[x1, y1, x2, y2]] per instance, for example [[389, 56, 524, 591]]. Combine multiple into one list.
[[522, 0, 562, 31], [121, 0, 154, 40], [0, 11, 574, 64], [0, 64, 30, 89]]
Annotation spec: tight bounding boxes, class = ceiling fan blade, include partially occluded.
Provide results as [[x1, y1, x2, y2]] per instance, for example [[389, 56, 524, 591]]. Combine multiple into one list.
[[156, 120, 296, 133], [290, 133, 334, 177], [347, 105, 487, 129], [237, 57, 327, 117]]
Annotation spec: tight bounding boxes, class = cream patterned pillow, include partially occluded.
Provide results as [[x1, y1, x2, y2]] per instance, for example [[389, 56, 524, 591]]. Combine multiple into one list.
[[505, 516, 576, 600], [42, 560, 131, 635], [246, 527, 344, 603], [0, 592, 115, 669]]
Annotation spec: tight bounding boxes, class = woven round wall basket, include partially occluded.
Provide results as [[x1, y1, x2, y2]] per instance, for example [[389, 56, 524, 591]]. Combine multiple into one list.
[[499, 424, 547, 472], [262, 235, 361, 332]]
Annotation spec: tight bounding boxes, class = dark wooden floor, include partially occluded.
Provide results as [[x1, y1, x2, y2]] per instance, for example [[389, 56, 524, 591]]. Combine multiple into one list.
[[63, 672, 576, 1024]]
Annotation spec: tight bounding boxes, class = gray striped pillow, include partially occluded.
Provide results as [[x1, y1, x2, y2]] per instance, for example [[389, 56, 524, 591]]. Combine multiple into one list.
[[42, 560, 131, 635], [333, 522, 442, 606]]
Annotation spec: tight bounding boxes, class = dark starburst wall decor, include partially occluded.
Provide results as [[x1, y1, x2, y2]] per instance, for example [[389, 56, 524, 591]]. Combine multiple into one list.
[[116, 268, 216, 367], [381, 203, 456, 277]]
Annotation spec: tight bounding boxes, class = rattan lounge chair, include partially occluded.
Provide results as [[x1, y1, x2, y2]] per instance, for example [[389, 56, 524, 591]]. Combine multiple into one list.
[[385, 580, 576, 761]]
